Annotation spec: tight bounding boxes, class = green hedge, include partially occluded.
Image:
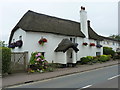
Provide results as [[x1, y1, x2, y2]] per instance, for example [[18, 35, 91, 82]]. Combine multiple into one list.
[[0, 47, 11, 74], [98, 55, 111, 62], [103, 47, 115, 57], [80, 55, 111, 64], [80, 56, 93, 64]]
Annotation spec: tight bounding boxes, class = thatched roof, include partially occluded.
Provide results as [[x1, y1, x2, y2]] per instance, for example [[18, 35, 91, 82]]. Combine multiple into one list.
[[9, 10, 105, 44], [55, 39, 79, 53]]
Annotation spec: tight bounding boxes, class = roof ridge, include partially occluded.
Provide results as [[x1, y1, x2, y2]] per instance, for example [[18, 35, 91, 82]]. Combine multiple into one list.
[[26, 10, 80, 24]]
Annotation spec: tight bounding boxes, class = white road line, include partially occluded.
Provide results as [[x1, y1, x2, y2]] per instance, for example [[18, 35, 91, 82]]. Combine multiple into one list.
[[108, 75, 120, 80], [82, 85, 92, 89]]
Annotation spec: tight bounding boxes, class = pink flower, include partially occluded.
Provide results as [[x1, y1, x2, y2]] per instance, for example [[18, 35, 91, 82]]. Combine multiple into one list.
[[36, 58, 41, 61], [41, 59, 44, 61], [35, 54, 38, 57], [37, 53, 41, 56]]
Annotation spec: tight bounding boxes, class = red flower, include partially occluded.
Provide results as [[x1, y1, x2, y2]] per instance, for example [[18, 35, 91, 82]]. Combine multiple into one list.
[[38, 38, 47, 45], [90, 43, 95, 46], [82, 42, 88, 46]]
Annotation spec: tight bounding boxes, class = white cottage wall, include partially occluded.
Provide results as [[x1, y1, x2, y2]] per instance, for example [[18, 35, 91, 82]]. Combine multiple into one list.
[[11, 28, 27, 52], [25, 31, 74, 64], [76, 37, 103, 61], [11, 28, 103, 64]]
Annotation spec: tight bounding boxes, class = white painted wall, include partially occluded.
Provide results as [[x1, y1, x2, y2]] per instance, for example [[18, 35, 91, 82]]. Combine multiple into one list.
[[11, 28, 104, 64], [11, 28, 27, 52], [76, 37, 103, 61], [102, 40, 119, 51]]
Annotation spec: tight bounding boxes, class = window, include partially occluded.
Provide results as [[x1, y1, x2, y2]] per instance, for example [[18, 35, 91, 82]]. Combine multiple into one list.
[[96, 52, 101, 56], [107, 41, 109, 44], [70, 38, 75, 43], [19, 36, 22, 40], [70, 52, 73, 58], [41, 52, 45, 57], [70, 38, 72, 42], [113, 42, 115, 45], [96, 41, 100, 45], [13, 39, 15, 42]]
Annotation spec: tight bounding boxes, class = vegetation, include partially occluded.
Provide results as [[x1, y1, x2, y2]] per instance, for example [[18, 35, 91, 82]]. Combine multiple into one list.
[[0, 47, 11, 74], [0, 41, 6, 47], [103, 47, 115, 57], [109, 34, 120, 41], [80, 55, 112, 65]]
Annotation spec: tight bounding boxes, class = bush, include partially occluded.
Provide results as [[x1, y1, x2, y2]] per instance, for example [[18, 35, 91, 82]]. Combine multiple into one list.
[[113, 52, 120, 60], [80, 56, 93, 64], [28, 52, 48, 73], [103, 47, 115, 57], [98, 55, 111, 62], [0, 47, 11, 74]]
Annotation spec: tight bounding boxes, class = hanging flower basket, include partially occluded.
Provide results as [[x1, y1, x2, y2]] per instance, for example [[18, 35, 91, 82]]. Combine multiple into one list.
[[8, 42, 16, 48], [16, 40, 23, 48], [96, 44, 102, 48], [90, 43, 95, 46], [38, 38, 47, 46], [82, 42, 88, 46]]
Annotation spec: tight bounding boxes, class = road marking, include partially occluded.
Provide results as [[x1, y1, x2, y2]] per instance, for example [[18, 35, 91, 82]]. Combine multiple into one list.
[[108, 74, 120, 80], [7, 65, 118, 88], [82, 85, 92, 89]]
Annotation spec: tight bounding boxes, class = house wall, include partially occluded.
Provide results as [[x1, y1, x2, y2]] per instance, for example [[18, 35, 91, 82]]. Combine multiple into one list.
[[11, 28, 27, 52], [102, 39, 119, 51], [76, 37, 103, 60], [11, 28, 104, 64]]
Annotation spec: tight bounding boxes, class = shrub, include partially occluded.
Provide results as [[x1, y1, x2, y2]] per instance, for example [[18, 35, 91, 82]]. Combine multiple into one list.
[[98, 55, 111, 62], [103, 47, 115, 57], [28, 52, 48, 73], [113, 52, 120, 60], [92, 56, 99, 63], [0, 47, 11, 74], [80, 56, 93, 64]]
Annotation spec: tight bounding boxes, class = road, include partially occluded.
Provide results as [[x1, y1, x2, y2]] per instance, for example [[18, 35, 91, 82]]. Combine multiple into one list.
[[5, 65, 119, 90]]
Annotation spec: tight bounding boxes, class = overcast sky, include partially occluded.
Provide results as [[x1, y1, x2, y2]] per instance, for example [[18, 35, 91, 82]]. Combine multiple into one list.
[[0, 0, 119, 44]]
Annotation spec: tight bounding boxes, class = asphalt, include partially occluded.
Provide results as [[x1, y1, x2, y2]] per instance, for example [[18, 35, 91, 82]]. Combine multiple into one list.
[[2, 60, 119, 88], [6, 65, 119, 89]]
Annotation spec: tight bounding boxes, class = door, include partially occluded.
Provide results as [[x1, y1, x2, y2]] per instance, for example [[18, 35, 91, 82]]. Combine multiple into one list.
[[67, 48, 73, 63]]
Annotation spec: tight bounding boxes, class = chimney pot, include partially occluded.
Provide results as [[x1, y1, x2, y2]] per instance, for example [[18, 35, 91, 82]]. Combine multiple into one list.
[[81, 6, 85, 10], [87, 20, 90, 26]]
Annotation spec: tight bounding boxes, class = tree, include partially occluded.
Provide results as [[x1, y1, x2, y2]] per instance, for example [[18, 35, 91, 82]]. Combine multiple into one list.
[[0, 41, 7, 47], [109, 34, 120, 41]]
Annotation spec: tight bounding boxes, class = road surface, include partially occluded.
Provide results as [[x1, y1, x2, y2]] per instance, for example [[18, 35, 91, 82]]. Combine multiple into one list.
[[5, 65, 119, 90]]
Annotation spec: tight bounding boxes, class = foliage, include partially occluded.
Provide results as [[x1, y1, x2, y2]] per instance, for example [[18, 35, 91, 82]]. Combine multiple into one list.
[[0, 47, 11, 74], [80, 55, 112, 64], [80, 56, 93, 64], [113, 52, 120, 60], [28, 52, 48, 73], [103, 47, 115, 57], [109, 34, 120, 41], [0, 41, 7, 47], [98, 55, 111, 62]]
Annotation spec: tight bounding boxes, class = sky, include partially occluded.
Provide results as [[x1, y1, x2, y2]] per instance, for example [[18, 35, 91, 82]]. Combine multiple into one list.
[[0, 0, 119, 44]]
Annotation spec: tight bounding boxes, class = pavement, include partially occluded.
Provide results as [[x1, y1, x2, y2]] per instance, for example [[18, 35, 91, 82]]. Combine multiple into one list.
[[2, 60, 119, 88]]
